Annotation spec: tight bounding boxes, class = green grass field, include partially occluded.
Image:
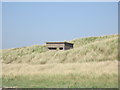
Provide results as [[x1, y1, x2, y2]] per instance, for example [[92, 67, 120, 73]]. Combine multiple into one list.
[[1, 34, 119, 88], [2, 73, 118, 88]]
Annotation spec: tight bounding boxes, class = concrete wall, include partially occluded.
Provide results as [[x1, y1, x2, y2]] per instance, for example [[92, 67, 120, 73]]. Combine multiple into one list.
[[46, 43, 73, 50], [47, 43, 64, 48]]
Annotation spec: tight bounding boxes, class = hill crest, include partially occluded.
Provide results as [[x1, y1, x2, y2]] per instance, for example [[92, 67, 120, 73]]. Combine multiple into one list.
[[1, 34, 118, 64]]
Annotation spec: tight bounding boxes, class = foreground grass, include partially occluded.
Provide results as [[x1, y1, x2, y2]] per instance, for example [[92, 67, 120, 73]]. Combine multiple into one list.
[[2, 61, 118, 88], [2, 73, 118, 88]]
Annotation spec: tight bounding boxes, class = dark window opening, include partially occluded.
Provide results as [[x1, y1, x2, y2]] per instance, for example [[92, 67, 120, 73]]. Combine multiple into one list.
[[59, 47, 63, 50], [48, 47, 57, 50]]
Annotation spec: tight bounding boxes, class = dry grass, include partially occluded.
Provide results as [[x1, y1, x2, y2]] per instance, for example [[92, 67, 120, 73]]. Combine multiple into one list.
[[0, 50, 2, 87], [3, 60, 118, 76], [2, 61, 118, 88], [1, 34, 118, 64], [1, 34, 119, 88]]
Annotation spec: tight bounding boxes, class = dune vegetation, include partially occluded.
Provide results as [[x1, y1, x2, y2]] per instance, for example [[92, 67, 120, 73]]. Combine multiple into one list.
[[1, 34, 119, 88]]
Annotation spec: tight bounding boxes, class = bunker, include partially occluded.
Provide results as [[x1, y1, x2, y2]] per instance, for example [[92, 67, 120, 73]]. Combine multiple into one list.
[[46, 42, 73, 50]]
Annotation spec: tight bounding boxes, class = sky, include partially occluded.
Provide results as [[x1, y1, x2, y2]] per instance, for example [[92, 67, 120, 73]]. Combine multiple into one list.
[[2, 2, 118, 49]]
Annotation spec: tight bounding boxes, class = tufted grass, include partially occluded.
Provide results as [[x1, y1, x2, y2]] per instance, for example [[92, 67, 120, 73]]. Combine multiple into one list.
[[1, 34, 118, 64], [2, 61, 118, 88], [1, 34, 119, 88]]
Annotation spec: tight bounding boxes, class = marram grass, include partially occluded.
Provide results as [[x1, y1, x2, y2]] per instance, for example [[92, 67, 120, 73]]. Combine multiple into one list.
[[1, 34, 119, 88], [1, 34, 118, 64], [2, 61, 118, 88]]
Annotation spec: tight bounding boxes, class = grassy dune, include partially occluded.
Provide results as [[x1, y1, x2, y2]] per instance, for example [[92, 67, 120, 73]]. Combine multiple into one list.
[[2, 34, 118, 64], [1, 34, 119, 88]]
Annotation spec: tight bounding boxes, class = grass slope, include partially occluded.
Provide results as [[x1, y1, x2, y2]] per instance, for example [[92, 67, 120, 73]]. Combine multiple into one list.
[[1, 34, 118, 64], [1, 34, 118, 88]]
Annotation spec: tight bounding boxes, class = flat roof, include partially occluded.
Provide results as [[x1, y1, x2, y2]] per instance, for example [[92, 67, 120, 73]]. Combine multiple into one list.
[[46, 42, 73, 45]]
